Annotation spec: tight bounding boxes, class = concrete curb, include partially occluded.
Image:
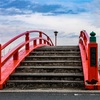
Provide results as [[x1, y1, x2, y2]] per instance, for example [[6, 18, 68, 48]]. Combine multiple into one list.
[[0, 89, 100, 93]]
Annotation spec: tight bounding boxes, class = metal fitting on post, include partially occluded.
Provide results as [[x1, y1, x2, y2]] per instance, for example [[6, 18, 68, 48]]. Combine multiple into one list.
[[90, 31, 96, 42]]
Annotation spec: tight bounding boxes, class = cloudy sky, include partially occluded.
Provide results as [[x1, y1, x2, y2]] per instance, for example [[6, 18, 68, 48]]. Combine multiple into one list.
[[0, 0, 100, 49]]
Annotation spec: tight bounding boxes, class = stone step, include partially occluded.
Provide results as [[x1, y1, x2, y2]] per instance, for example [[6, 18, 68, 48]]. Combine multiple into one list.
[[21, 60, 82, 66], [22, 60, 81, 62], [17, 66, 82, 69], [10, 75, 84, 81], [5, 46, 84, 90], [35, 46, 79, 51], [7, 80, 83, 83], [16, 68, 82, 73], [11, 73, 83, 77], [6, 81, 84, 89], [33, 50, 80, 53], [30, 52, 80, 56], [10, 72, 84, 81], [16, 66, 82, 73], [25, 56, 81, 61]]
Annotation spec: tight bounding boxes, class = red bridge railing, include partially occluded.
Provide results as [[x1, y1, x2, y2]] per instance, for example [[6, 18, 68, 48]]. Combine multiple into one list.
[[79, 30, 100, 90], [0, 30, 54, 89]]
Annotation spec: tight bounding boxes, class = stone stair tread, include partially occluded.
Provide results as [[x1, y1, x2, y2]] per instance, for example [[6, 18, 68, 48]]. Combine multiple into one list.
[[27, 56, 81, 58], [17, 66, 82, 69], [35, 46, 79, 49], [7, 80, 83, 83], [5, 46, 84, 89], [22, 60, 81, 62], [31, 52, 80, 54], [11, 73, 83, 77]]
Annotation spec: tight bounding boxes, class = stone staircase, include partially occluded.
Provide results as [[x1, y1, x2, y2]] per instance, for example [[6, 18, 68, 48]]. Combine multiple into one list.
[[5, 46, 84, 90]]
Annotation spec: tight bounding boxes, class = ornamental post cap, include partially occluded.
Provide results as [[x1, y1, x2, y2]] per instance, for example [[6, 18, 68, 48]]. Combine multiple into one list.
[[90, 31, 96, 42], [90, 31, 96, 37]]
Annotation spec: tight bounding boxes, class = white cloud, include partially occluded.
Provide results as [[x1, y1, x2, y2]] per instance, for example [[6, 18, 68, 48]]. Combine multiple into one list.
[[6, 7, 22, 13], [1, 12, 100, 56], [88, 0, 100, 27], [0, 7, 33, 15], [1, 0, 100, 56], [13, 13, 100, 34], [0, 13, 100, 45]]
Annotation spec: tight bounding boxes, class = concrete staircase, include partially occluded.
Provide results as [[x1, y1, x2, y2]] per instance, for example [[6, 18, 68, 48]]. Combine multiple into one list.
[[5, 46, 84, 90]]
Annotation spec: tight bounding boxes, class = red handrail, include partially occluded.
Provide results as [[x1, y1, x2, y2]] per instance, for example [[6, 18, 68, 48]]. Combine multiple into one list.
[[1, 37, 51, 66], [79, 30, 90, 87], [1, 30, 53, 50], [79, 30, 91, 90], [79, 30, 89, 60], [0, 30, 54, 89]]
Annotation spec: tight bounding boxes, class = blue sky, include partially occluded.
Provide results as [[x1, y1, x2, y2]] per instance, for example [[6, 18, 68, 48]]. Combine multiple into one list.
[[0, 0, 93, 15], [0, 0, 100, 48]]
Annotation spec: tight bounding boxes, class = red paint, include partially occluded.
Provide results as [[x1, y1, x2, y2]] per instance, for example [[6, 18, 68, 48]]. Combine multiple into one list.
[[44, 40, 46, 44], [13, 51, 18, 60], [0, 44, 1, 81], [39, 32, 42, 44], [0, 30, 54, 89], [79, 44, 88, 82], [25, 32, 30, 50], [34, 40, 37, 47], [1, 29, 100, 90], [79, 30, 100, 90], [88, 43, 98, 83]]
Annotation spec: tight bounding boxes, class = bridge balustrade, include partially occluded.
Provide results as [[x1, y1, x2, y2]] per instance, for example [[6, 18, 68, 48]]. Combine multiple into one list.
[[0, 30, 54, 89]]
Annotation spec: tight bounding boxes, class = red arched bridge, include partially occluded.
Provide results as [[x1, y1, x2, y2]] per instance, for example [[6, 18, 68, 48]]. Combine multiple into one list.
[[0, 30, 100, 90]]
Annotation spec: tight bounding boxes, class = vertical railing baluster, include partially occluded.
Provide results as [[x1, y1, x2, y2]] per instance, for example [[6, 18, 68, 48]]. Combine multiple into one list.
[[13, 51, 18, 60], [39, 32, 42, 44], [44, 40, 46, 44], [47, 36, 50, 45], [34, 40, 37, 47], [25, 31, 29, 50]]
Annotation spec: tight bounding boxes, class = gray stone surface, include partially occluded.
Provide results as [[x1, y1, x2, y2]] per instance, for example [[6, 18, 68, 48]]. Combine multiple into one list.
[[0, 90, 100, 100]]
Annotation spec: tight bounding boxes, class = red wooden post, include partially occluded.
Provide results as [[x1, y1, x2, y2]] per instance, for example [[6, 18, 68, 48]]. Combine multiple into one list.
[[39, 32, 42, 44], [87, 32, 98, 84], [44, 40, 46, 44], [34, 40, 37, 47], [13, 51, 18, 60], [0, 44, 1, 81], [47, 37, 50, 45], [25, 32, 29, 50]]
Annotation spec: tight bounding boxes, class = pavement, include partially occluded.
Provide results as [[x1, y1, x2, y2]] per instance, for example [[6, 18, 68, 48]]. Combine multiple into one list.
[[0, 89, 100, 100]]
